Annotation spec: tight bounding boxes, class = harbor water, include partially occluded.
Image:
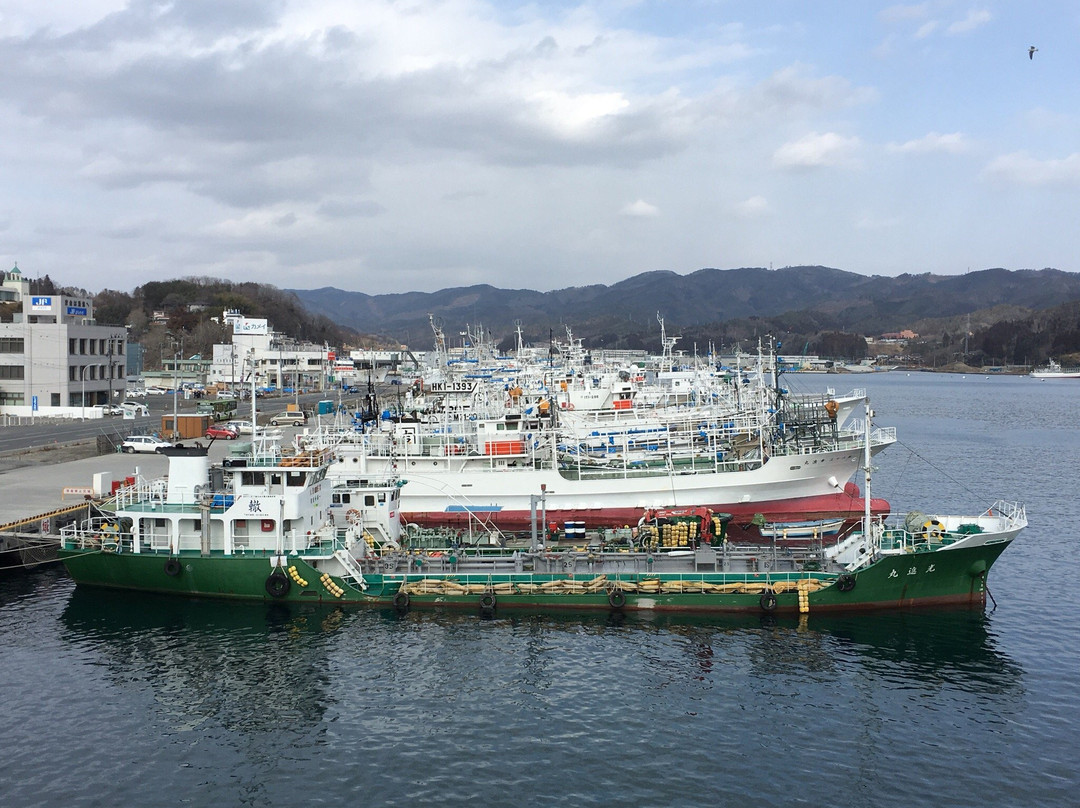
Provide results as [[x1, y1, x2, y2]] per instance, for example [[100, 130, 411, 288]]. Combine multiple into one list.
[[2, 372, 1078, 807]]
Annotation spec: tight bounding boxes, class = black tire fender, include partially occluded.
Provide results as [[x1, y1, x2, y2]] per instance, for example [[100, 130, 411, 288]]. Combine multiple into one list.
[[836, 573, 856, 592], [265, 573, 291, 599]]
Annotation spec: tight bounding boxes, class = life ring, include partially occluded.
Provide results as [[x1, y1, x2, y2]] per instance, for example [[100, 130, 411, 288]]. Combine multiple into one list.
[[345, 508, 362, 525], [759, 592, 778, 612], [479, 592, 497, 612], [608, 590, 627, 609], [836, 573, 856, 592], [164, 557, 182, 577], [922, 519, 944, 539], [265, 573, 291, 599], [393, 590, 410, 611]]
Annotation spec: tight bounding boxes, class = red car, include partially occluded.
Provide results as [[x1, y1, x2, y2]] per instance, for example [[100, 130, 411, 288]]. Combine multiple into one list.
[[204, 424, 239, 440]]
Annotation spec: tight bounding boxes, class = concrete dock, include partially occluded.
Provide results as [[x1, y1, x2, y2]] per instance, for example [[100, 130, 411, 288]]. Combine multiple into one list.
[[0, 438, 249, 569]]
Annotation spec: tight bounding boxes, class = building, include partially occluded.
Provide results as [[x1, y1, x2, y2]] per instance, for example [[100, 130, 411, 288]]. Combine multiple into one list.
[[0, 265, 128, 417], [207, 310, 331, 393]]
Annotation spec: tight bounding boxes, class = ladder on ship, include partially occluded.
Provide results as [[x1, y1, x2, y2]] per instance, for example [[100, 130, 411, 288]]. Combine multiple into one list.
[[333, 549, 369, 591]]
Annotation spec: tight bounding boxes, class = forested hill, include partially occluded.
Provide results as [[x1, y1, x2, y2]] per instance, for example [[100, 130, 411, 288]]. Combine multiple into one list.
[[291, 266, 1080, 355]]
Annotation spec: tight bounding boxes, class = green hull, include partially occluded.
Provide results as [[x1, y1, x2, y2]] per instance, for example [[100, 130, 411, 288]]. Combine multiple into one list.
[[59, 539, 1011, 615]]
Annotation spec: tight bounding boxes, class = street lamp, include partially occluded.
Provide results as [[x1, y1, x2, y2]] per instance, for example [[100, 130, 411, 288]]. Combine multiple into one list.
[[168, 332, 182, 438], [80, 365, 86, 419]]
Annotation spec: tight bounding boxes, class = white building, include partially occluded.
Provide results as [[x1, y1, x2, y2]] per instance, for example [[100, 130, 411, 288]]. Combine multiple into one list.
[[208, 310, 330, 392], [0, 265, 127, 417]]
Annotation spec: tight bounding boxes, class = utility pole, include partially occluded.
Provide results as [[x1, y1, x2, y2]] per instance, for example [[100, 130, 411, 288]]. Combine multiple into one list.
[[170, 333, 182, 438]]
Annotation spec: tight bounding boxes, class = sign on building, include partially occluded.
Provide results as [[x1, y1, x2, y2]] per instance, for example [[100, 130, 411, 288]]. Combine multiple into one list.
[[232, 318, 269, 335]]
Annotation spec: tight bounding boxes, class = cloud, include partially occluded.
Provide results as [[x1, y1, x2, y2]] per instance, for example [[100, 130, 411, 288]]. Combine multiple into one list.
[[773, 132, 861, 170], [753, 65, 877, 113], [733, 196, 769, 217], [856, 213, 902, 230], [888, 131, 970, 154], [879, 4, 930, 24], [316, 198, 385, 219], [914, 21, 939, 39], [620, 199, 660, 217], [947, 9, 992, 34], [982, 152, 1080, 187]]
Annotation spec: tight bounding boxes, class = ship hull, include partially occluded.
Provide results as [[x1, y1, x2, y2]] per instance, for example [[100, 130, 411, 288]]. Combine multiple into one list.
[[58, 539, 1010, 615], [345, 440, 888, 534]]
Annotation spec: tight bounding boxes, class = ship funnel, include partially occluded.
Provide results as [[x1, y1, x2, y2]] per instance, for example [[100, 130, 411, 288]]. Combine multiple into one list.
[[160, 445, 211, 504]]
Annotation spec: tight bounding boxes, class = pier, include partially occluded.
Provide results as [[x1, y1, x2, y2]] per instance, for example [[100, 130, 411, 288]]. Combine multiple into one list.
[[0, 438, 239, 571]]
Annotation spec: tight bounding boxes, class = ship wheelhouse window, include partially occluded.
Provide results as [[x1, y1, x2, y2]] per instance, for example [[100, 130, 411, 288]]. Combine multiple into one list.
[[286, 471, 305, 487], [332, 492, 351, 505], [241, 471, 266, 486], [364, 495, 376, 507]]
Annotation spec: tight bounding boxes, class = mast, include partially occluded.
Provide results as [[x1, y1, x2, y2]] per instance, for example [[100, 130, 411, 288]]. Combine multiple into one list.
[[863, 399, 873, 529]]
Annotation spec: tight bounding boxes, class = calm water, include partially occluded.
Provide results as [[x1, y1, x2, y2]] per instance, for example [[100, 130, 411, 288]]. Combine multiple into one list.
[[3, 373, 1078, 807]]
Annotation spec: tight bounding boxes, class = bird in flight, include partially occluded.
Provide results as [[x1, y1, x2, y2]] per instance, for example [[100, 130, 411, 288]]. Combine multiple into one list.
[[1029, 46, 1038, 59]]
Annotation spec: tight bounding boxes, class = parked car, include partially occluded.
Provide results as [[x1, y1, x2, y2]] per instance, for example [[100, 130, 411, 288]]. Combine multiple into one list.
[[100, 404, 124, 416], [216, 390, 236, 400], [224, 420, 255, 435], [146, 386, 169, 395], [269, 411, 307, 427], [121, 435, 175, 454], [204, 424, 239, 440]]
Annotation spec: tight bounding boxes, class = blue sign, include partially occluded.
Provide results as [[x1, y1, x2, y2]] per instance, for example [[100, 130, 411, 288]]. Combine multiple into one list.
[[30, 296, 52, 311], [32, 395, 38, 412], [66, 306, 88, 316]]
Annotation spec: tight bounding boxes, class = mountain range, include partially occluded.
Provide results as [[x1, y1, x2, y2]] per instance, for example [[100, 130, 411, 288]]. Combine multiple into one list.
[[291, 266, 1080, 350]]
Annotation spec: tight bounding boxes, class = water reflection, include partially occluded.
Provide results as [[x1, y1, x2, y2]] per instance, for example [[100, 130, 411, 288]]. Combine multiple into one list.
[[60, 588, 350, 735]]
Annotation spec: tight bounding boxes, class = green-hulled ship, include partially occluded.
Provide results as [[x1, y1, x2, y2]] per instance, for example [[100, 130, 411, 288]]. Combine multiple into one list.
[[58, 420, 1026, 615]]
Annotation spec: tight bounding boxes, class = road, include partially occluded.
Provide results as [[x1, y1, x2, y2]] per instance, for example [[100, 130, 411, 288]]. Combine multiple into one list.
[[0, 389, 372, 453]]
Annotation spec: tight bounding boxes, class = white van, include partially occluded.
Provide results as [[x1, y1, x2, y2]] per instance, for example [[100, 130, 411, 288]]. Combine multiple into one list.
[[269, 411, 307, 427]]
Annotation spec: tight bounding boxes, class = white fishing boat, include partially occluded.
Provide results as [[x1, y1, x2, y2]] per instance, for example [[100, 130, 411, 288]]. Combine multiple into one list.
[[312, 390, 896, 540], [1030, 358, 1080, 379]]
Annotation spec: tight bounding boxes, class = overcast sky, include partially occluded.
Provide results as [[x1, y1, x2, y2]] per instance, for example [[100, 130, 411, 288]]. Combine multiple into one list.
[[0, 1, 1076, 295]]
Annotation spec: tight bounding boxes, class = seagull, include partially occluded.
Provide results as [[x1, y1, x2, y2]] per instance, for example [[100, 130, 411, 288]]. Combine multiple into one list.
[[1029, 45, 1038, 59]]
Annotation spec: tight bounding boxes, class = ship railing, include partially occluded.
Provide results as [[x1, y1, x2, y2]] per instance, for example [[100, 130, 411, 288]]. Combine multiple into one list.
[[113, 478, 169, 509], [59, 517, 135, 553], [988, 500, 1027, 528]]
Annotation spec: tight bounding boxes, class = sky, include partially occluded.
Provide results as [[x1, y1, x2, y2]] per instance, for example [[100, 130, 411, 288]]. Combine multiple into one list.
[[0, 1, 1077, 295]]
